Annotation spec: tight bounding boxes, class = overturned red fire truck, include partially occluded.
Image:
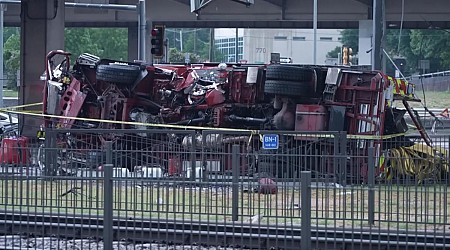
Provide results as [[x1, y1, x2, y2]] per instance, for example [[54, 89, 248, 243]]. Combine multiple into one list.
[[39, 50, 447, 182]]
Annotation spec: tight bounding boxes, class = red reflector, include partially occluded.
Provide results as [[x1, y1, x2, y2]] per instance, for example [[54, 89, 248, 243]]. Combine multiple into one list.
[[151, 29, 159, 36]]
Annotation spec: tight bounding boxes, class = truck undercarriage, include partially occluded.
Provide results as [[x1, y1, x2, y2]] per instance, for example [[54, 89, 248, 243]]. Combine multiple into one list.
[[37, 50, 447, 183]]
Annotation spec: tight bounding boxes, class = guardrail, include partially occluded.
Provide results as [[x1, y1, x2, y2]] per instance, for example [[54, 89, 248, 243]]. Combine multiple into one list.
[[401, 108, 450, 129], [406, 70, 450, 80]]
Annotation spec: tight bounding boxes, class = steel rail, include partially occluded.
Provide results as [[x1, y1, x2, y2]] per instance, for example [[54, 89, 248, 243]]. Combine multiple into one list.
[[0, 212, 448, 250]]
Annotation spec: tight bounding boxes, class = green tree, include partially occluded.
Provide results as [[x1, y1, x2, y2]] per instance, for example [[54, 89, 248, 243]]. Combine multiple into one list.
[[340, 29, 359, 54], [182, 28, 212, 61], [4, 35, 20, 90], [64, 28, 102, 62], [384, 29, 417, 75], [89, 28, 128, 60], [409, 29, 450, 72], [326, 46, 341, 58], [3, 30, 20, 90], [166, 28, 225, 62], [64, 27, 128, 61], [168, 48, 200, 63], [4, 27, 19, 44], [327, 29, 358, 60], [382, 28, 450, 74], [1, 27, 129, 91], [329, 28, 423, 75]]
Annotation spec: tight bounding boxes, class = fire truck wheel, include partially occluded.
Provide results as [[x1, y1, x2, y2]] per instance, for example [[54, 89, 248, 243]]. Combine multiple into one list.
[[264, 80, 311, 97], [266, 65, 314, 82], [96, 64, 141, 84]]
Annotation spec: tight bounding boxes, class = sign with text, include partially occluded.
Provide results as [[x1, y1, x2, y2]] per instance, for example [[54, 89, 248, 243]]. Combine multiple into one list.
[[262, 134, 279, 150]]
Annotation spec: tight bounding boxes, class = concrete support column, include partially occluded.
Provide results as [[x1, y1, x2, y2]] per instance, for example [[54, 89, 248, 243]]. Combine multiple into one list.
[[20, 0, 65, 135], [358, 20, 373, 66], [128, 25, 138, 61]]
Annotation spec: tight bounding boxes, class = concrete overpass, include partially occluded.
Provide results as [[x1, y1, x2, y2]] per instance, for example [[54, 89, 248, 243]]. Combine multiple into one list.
[[3, 0, 450, 28], [4, 0, 450, 134]]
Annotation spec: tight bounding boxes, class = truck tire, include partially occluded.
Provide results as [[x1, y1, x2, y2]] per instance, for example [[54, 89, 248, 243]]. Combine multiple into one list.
[[96, 64, 141, 84], [266, 65, 314, 82], [264, 80, 311, 97]]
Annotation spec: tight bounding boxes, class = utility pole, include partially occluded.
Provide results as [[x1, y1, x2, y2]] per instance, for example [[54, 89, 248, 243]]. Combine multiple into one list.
[[0, 4, 5, 108], [179, 29, 183, 52], [313, 0, 317, 64], [235, 28, 239, 63], [372, 0, 383, 70], [138, 0, 146, 61], [209, 28, 215, 62]]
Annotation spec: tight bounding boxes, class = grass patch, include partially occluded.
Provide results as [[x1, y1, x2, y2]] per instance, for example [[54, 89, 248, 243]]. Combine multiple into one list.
[[0, 179, 449, 231], [2, 89, 18, 98], [409, 91, 450, 109]]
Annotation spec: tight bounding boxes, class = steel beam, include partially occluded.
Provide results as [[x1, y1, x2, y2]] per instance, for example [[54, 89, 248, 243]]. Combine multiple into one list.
[[261, 0, 283, 7], [171, 0, 189, 5], [354, 0, 372, 6], [191, 0, 254, 13], [230, 0, 254, 6]]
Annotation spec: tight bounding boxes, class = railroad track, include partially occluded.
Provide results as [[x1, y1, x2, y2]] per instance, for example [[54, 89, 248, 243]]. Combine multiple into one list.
[[0, 212, 448, 249]]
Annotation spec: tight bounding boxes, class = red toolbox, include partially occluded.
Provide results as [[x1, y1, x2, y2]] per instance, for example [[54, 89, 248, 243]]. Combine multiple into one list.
[[0, 137, 30, 165]]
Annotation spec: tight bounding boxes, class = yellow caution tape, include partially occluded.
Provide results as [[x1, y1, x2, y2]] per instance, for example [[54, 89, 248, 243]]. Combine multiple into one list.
[[0, 102, 43, 111], [1, 107, 406, 140], [347, 133, 405, 140], [3, 108, 257, 133]]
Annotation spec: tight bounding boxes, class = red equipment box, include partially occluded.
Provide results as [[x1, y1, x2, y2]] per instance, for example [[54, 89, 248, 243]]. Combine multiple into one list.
[[295, 104, 328, 132], [0, 137, 29, 165]]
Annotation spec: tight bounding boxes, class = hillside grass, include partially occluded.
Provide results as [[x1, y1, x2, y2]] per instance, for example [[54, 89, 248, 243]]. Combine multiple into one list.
[[409, 91, 450, 109], [3, 89, 18, 98]]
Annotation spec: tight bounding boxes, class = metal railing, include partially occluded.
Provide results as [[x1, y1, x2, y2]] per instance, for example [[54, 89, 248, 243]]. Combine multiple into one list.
[[407, 70, 450, 80], [0, 128, 449, 249]]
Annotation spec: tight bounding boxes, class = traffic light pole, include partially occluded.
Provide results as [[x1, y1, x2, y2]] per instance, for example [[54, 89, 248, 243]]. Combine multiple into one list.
[[148, 21, 153, 64], [372, 0, 383, 71], [313, 0, 317, 65], [138, 0, 147, 62]]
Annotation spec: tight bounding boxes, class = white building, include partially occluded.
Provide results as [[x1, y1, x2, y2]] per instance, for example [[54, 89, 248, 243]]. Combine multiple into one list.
[[214, 28, 244, 63], [215, 28, 342, 65]]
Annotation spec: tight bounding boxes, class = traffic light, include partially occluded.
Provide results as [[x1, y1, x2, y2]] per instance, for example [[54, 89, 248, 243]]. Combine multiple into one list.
[[342, 47, 348, 65], [342, 46, 353, 65], [348, 47, 353, 64], [151, 25, 165, 58], [394, 57, 406, 73]]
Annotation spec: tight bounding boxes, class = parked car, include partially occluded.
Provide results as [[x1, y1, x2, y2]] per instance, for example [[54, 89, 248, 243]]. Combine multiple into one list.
[[0, 112, 18, 135]]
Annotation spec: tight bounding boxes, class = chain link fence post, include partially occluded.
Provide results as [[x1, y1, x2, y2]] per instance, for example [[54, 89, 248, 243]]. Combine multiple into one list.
[[301, 171, 311, 250], [339, 132, 347, 186], [44, 128, 57, 176], [103, 141, 113, 250], [368, 146, 375, 225], [231, 144, 239, 221], [191, 133, 196, 181]]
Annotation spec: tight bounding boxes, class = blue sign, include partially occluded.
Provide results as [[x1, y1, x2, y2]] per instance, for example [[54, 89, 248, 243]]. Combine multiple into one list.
[[262, 134, 279, 150]]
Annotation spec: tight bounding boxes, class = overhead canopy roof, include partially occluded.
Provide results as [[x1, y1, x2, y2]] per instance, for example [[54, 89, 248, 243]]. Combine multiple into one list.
[[2, 0, 450, 29], [149, 0, 450, 29]]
